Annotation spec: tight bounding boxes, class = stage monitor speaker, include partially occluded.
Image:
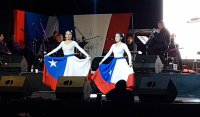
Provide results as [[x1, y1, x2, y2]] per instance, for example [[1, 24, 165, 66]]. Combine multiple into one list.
[[135, 76, 178, 103], [134, 55, 163, 73], [55, 76, 91, 100], [91, 57, 113, 71], [0, 76, 33, 98], [19, 72, 51, 91], [0, 55, 28, 75]]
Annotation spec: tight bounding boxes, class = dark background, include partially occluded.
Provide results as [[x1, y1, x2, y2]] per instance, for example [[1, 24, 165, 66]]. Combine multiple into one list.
[[0, 0, 163, 37]]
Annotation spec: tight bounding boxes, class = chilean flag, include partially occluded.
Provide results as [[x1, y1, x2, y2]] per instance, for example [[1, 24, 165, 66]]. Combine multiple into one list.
[[43, 55, 91, 90], [43, 56, 68, 90], [91, 58, 135, 94]]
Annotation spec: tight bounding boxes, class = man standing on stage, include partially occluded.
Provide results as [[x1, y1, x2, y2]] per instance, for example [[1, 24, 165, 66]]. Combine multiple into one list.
[[126, 34, 137, 61], [0, 34, 11, 55], [146, 20, 171, 68]]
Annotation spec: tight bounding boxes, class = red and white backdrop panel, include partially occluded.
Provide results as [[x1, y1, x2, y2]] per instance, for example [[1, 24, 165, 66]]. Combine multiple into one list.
[[14, 10, 25, 48], [14, 11, 132, 59], [74, 13, 132, 59]]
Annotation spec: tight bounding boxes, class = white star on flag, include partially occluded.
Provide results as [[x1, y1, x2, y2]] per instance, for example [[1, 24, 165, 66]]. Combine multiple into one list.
[[48, 59, 57, 67], [109, 70, 112, 75]]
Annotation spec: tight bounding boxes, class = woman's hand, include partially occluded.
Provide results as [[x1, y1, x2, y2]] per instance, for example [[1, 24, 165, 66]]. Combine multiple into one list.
[[99, 61, 103, 65], [44, 55, 48, 58], [86, 56, 91, 60]]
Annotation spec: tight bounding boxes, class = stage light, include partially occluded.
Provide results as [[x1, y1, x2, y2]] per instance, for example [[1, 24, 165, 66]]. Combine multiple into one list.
[[164, 0, 200, 59]]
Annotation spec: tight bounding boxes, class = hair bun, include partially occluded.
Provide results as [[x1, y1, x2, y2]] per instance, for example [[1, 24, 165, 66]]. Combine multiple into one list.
[[122, 33, 125, 37]]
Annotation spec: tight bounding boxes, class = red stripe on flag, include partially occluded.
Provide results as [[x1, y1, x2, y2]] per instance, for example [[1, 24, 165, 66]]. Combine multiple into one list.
[[126, 73, 135, 90], [87, 69, 92, 83], [91, 69, 116, 94], [103, 13, 132, 52], [43, 64, 57, 91], [91, 70, 135, 94]]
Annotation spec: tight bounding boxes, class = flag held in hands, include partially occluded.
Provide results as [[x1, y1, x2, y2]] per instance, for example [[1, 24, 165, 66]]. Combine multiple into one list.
[[43, 56, 67, 90]]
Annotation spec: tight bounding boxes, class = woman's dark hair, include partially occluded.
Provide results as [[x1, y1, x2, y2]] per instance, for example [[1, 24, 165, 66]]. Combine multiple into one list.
[[53, 31, 59, 35], [116, 33, 125, 43], [116, 33, 124, 38]]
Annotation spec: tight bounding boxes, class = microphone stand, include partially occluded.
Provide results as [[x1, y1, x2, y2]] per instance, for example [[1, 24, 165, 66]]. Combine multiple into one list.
[[40, 20, 47, 54], [84, 36, 99, 41], [32, 22, 42, 72], [32, 38, 37, 72], [74, 25, 86, 42], [31, 19, 48, 71], [39, 19, 48, 71], [74, 25, 87, 58], [74, 25, 100, 58], [39, 19, 48, 41]]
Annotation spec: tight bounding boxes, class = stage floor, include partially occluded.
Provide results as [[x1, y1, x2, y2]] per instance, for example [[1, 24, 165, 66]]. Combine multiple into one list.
[[1, 92, 200, 117], [29, 90, 200, 103], [1, 72, 200, 116], [30, 91, 200, 103]]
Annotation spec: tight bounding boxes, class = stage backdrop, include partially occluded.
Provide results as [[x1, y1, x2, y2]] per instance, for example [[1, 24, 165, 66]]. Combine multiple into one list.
[[14, 10, 132, 60]]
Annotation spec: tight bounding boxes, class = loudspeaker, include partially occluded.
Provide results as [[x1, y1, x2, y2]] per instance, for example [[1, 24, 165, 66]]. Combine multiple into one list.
[[0, 55, 28, 75], [19, 72, 51, 91], [55, 76, 91, 100], [134, 55, 163, 73], [91, 57, 113, 71], [0, 76, 33, 98], [135, 76, 178, 103]]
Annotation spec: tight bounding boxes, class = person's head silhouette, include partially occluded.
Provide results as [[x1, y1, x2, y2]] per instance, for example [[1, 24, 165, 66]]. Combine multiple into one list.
[[115, 80, 126, 90]]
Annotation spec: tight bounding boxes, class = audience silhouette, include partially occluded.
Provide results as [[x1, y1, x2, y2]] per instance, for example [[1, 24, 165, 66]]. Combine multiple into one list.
[[106, 80, 134, 115]]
